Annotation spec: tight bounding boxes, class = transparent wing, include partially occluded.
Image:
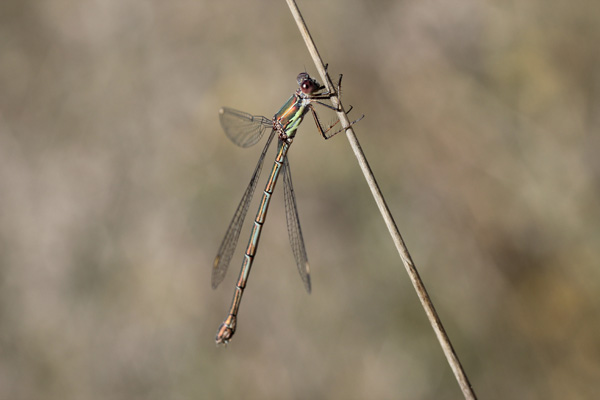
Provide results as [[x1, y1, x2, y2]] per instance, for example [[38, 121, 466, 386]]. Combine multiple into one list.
[[219, 107, 272, 148], [212, 130, 276, 289], [283, 157, 311, 293]]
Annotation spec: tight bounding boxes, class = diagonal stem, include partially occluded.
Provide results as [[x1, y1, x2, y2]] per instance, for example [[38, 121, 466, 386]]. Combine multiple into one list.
[[285, 1, 477, 399]]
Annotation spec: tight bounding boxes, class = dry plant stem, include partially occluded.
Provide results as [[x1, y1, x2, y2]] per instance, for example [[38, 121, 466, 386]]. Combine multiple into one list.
[[285, 1, 477, 399]]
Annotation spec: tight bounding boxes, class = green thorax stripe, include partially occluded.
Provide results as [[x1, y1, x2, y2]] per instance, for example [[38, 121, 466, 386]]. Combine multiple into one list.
[[274, 94, 307, 139]]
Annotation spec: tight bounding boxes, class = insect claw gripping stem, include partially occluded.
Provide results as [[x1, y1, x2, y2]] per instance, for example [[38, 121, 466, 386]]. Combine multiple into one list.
[[326, 74, 344, 107], [335, 74, 343, 107]]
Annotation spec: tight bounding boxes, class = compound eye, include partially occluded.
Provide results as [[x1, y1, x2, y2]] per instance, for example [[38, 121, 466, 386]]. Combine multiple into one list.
[[301, 80, 314, 93], [297, 72, 310, 84]]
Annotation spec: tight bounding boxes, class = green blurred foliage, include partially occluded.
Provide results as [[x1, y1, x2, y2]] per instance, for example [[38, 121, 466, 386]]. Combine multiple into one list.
[[1, 0, 599, 399]]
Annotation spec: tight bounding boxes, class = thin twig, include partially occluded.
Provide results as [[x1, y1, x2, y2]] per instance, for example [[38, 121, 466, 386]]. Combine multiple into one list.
[[285, 1, 477, 399]]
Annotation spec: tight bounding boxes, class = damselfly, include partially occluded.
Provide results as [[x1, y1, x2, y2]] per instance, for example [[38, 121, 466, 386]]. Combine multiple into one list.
[[212, 71, 362, 344]]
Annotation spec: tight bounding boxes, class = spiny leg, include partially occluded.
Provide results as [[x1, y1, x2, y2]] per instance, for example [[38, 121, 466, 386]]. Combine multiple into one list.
[[308, 73, 364, 139], [310, 104, 364, 139], [321, 113, 365, 139]]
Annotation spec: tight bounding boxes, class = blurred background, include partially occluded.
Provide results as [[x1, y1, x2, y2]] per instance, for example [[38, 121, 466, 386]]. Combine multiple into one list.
[[1, 0, 599, 398]]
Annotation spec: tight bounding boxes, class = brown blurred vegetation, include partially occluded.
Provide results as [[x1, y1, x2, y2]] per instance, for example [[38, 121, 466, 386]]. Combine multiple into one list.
[[1, 0, 599, 399]]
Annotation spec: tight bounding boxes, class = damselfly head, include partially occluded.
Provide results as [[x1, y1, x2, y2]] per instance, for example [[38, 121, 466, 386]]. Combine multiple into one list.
[[297, 72, 319, 94]]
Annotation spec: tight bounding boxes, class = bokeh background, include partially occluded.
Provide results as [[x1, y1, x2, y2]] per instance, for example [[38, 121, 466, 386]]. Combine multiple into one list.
[[1, 0, 599, 399]]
